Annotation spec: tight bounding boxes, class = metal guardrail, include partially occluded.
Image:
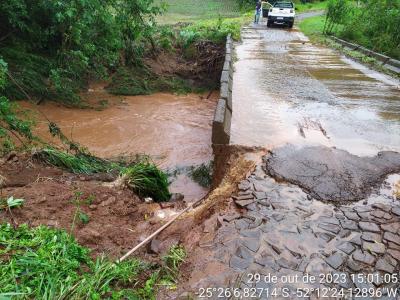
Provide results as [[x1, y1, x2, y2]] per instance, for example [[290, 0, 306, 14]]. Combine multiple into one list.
[[212, 34, 233, 145], [330, 36, 400, 75]]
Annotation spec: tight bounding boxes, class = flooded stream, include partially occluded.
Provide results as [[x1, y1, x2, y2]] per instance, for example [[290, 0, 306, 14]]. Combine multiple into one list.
[[22, 88, 217, 201], [231, 27, 400, 156]]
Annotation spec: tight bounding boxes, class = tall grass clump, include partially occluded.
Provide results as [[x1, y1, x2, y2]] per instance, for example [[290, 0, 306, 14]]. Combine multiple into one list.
[[122, 162, 171, 202], [0, 224, 150, 299], [34, 147, 117, 174], [34, 148, 171, 201]]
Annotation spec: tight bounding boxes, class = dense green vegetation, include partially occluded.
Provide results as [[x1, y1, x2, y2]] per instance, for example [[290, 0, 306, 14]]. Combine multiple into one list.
[[0, 0, 164, 104], [0, 223, 186, 299], [324, 0, 400, 59]]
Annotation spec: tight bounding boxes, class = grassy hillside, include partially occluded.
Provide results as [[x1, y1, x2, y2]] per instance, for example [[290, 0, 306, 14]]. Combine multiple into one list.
[[157, 0, 242, 23]]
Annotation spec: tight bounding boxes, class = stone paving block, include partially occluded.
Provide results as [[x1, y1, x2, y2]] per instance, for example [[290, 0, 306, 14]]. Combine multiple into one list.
[[361, 232, 382, 243], [340, 219, 359, 231], [347, 258, 362, 272], [325, 252, 346, 269], [235, 199, 256, 208], [240, 229, 261, 239], [387, 249, 400, 261], [234, 194, 254, 201], [392, 207, 400, 216], [235, 219, 250, 230], [337, 242, 356, 255], [242, 237, 261, 252], [362, 241, 386, 254], [383, 232, 400, 245], [352, 250, 375, 265], [230, 255, 252, 270], [381, 222, 400, 234], [375, 258, 395, 273], [276, 257, 298, 270], [343, 210, 361, 221], [372, 203, 392, 212], [318, 223, 341, 234], [358, 221, 381, 233], [349, 233, 362, 246], [236, 245, 253, 260]]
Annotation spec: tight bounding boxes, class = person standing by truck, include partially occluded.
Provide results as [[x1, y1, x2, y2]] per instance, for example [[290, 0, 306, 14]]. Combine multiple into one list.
[[254, 1, 262, 24]]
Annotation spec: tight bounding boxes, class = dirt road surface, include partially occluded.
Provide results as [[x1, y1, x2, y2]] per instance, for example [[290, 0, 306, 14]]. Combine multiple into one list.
[[175, 18, 400, 299]]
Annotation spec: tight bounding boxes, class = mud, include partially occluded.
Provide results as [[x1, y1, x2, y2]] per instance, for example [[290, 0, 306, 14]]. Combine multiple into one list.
[[265, 145, 400, 202], [0, 154, 178, 257]]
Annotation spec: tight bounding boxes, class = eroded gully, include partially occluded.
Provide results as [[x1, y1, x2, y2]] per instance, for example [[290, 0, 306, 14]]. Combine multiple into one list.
[[175, 19, 400, 299]]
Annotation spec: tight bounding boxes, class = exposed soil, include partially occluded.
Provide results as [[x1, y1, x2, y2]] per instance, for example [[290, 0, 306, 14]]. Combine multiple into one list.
[[0, 153, 185, 258]]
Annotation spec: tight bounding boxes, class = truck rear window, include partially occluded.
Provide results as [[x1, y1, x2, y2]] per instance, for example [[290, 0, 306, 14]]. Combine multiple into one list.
[[274, 2, 294, 8]]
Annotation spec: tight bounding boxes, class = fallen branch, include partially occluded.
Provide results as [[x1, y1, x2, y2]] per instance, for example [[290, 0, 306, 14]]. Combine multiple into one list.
[[117, 195, 206, 262]]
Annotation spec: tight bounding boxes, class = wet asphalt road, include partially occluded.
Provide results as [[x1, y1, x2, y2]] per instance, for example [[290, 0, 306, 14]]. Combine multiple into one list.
[[231, 22, 400, 157]]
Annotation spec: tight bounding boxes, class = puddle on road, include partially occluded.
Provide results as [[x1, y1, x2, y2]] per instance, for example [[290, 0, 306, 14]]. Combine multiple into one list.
[[22, 89, 217, 201], [231, 26, 400, 157]]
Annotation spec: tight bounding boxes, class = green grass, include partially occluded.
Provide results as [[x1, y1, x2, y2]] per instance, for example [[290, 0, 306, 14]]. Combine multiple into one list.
[[0, 224, 186, 299], [295, 0, 328, 13], [122, 162, 171, 202], [34, 148, 171, 202], [157, 0, 243, 24], [298, 14, 326, 42]]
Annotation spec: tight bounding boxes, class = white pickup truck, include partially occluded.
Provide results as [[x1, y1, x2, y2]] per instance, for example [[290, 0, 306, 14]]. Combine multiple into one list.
[[267, 1, 295, 28]]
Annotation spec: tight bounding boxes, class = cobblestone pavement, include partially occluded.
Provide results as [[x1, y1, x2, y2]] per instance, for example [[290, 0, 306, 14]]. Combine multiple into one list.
[[194, 160, 400, 299]]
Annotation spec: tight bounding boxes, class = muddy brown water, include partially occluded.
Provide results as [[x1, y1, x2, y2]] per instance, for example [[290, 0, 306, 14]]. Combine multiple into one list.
[[231, 26, 400, 157], [22, 90, 217, 201]]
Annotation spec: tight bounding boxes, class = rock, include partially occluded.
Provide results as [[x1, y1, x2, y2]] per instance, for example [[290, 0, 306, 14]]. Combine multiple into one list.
[[242, 237, 260, 252], [230, 255, 252, 270], [149, 236, 180, 255], [234, 194, 254, 201], [235, 219, 250, 230], [371, 203, 391, 212], [387, 249, 400, 261], [340, 219, 358, 231], [318, 223, 341, 234], [358, 221, 380, 233], [101, 196, 116, 206], [89, 204, 97, 210], [337, 242, 355, 255], [235, 199, 255, 208], [343, 210, 360, 221], [375, 258, 395, 273], [199, 232, 215, 248], [222, 213, 241, 222], [253, 191, 268, 200], [238, 181, 251, 191], [352, 250, 375, 265], [347, 259, 362, 272], [383, 232, 400, 245], [325, 252, 346, 269], [203, 217, 218, 233], [240, 229, 261, 239], [255, 256, 278, 269], [236, 245, 253, 260], [392, 207, 400, 216], [170, 193, 184, 202], [381, 222, 400, 234], [362, 241, 385, 254], [361, 232, 382, 243], [144, 197, 154, 203], [371, 210, 392, 220], [276, 257, 298, 270]]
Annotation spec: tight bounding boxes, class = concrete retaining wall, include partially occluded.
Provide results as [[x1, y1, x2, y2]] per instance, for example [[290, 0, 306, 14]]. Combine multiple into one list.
[[330, 36, 400, 75], [212, 34, 233, 145]]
